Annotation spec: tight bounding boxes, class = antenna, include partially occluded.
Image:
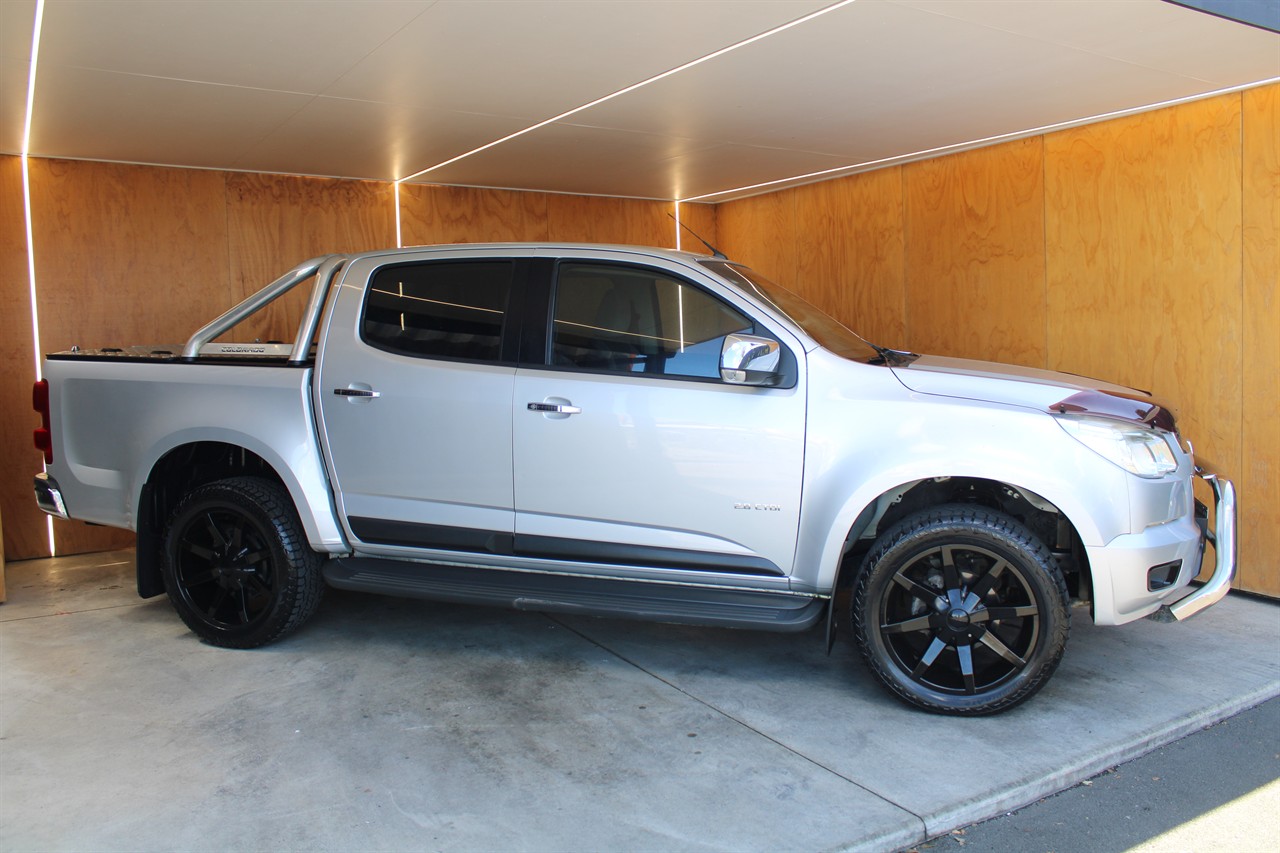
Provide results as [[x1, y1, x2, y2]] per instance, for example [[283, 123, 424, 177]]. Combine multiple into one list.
[[668, 213, 727, 260]]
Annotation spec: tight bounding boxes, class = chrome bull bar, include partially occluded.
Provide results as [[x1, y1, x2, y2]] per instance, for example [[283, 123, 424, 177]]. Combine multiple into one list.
[[1161, 471, 1237, 621]]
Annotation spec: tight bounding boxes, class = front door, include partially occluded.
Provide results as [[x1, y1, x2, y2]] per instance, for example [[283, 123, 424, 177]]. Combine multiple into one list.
[[512, 260, 806, 581]]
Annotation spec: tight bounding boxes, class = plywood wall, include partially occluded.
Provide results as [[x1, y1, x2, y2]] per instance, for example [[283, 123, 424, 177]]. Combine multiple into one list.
[[1045, 94, 1245, 583], [399, 184, 678, 248], [907, 138, 1046, 366], [1241, 84, 1279, 600], [0, 156, 47, 561], [676, 201, 720, 256], [400, 184, 552, 245], [718, 84, 1279, 598], [797, 168, 906, 346], [227, 173, 398, 343], [717, 187, 799, 292], [2, 160, 686, 561]]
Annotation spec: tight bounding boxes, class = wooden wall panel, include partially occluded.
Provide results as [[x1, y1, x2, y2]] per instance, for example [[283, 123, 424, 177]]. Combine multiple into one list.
[[1046, 94, 1244, 582], [226, 173, 397, 343], [794, 168, 907, 346], [905, 138, 1046, 366], [716, 188, 799, 288], [29, 160, 234, 356], [1045, 99, 1243, 462], [0, 155, 49, 562], [1241, 84, 1279, 597], [545, 194, 674, 247], [399, 184, 550, 246], [401, 186, 677, 250], [29, 158, 238, 557], [676, 202, 719, 256]]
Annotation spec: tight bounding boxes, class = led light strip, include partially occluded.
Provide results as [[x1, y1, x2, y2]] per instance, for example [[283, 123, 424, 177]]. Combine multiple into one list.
[[22, 0, 45, 378], [680, 76, 1280, 203], [394, 181, 402, 248], [22, 0, 55, 555]]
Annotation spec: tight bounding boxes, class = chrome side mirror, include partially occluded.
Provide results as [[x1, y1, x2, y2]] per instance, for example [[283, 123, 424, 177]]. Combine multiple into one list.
[[720, 334, 781, 386]]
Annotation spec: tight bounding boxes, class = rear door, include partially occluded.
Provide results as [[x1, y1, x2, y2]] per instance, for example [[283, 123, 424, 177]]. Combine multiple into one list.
[[512, 257, 807, 582], [317, 252, 524, 555]]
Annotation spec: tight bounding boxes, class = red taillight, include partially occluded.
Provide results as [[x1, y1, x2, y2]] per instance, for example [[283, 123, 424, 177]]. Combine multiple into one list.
[[33, 379, 52, 464]]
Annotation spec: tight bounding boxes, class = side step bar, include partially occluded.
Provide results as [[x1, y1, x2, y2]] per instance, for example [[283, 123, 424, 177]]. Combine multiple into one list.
[[323, 558, 825, 632]]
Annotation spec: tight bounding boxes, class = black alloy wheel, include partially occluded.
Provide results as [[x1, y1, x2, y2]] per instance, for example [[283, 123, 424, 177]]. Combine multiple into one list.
[[162, 476, 323, 648], [852, 505, 1070, 715]]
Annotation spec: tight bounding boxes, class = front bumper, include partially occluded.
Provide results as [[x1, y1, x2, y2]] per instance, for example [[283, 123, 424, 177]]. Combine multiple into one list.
[[1085, 469, 1236, 625], [34, 472, 69, 519]]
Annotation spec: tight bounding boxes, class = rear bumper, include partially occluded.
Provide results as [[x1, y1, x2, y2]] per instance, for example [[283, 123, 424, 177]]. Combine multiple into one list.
[[34, 472, 69, 519]]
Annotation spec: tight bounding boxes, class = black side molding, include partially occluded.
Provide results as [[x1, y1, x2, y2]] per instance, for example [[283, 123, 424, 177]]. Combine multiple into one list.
[[349, 517, 513, 555], [347, 517, 784, 577]]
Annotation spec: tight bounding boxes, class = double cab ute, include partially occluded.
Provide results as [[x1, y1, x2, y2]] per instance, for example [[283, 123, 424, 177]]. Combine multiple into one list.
[[33, 243, 1236, 714]]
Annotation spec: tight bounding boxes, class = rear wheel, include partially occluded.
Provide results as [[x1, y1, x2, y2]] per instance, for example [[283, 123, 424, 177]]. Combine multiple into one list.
[[851, 505, 1069, 715], [162, 476, 323, 648]]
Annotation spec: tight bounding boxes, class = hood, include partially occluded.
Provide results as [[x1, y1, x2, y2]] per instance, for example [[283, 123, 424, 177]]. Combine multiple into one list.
[[890, 355, 1175, 430]]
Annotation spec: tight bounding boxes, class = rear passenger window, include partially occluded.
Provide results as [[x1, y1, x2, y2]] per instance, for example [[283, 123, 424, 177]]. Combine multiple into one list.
[[363, 261, 513, 362], [552, 263, 756, 380]]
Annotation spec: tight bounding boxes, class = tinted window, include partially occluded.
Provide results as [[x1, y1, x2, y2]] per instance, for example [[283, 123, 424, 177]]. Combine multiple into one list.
[[552, 263, 755, 380], [363, 261, 513, 362]]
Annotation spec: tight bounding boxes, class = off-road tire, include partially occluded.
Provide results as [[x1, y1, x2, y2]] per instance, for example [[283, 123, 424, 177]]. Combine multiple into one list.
[[162, 476, 323, 648], [851, 504, 1070, 715]]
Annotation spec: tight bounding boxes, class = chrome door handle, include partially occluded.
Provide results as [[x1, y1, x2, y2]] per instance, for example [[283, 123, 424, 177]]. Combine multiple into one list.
[[334, 388, 380, 398], [527, 402, 581, 415]]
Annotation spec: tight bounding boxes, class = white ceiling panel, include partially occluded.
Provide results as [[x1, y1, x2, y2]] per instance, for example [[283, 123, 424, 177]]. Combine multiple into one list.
[[0, 0, 36, 152], [654, 141, 870, 201], [0, 0, 35, 63], [324, 0, 830, 119], [29, 64, 315, 168], [37, 0, 434, 94], [2, 0, 1276, 202], [559, 0, 1212, 155], [406, 121, 858, 199], [1, 57, 30, 153]]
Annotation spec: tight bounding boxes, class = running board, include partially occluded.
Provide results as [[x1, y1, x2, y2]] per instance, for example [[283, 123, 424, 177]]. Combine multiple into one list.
[[323, 558, 825, 632]]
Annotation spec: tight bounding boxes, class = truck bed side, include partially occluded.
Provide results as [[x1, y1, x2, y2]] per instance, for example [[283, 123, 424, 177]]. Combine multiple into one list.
[[44, 357, 347, 553]]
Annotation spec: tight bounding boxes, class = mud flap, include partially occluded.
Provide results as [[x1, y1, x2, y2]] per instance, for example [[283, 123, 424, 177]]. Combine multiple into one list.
[[824, 598, 838, 653]]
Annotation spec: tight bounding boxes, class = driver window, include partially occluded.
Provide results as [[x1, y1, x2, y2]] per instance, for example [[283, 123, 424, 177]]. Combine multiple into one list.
[[552, 263, 756, 380]]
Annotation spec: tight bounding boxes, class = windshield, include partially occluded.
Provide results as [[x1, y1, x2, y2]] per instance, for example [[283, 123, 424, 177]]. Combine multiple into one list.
[[701, 260, 889, 364]]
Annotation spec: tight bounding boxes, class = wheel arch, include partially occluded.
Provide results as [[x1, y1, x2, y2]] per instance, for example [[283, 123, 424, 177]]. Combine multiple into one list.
[[820, 475, 1098, 607], [134, 434, 344, 598]]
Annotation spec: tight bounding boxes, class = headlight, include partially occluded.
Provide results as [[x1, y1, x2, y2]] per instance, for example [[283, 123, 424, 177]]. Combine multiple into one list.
[[1056, 415, 1178, 478]]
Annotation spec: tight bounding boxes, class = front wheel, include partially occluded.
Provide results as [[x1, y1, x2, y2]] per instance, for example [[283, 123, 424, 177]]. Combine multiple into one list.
[[162, 476, 323, 648], [851, 505, 1070, 715]]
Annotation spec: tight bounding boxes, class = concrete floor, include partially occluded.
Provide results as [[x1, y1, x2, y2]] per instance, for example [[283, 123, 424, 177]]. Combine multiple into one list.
[[2, 550, 1277, 852]]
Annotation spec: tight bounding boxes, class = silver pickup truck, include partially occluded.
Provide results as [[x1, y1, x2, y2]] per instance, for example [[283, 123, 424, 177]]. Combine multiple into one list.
[[32, 243, 1236, 714]]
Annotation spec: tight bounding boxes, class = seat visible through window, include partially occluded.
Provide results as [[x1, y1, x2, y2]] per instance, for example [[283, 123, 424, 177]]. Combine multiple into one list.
[[552, 263, 757, 379]]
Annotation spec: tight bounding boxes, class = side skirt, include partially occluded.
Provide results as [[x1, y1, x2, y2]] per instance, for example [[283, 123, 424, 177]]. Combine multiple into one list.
[[323, 557, 825, 632]]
